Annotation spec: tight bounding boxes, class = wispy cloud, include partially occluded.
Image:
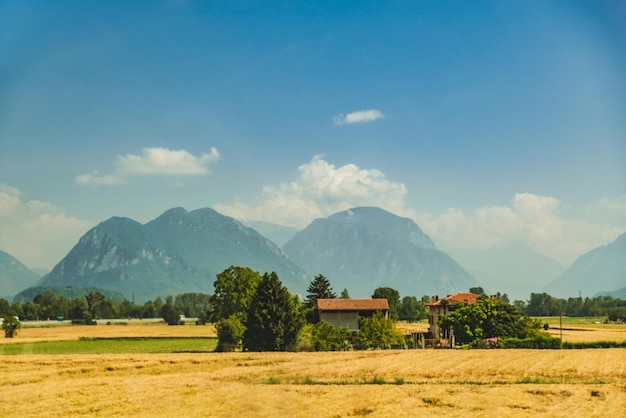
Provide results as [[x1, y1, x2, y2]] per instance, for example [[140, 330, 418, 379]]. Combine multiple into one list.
[[74, 171, 125, 187], [0, 184, 94, 269], [75, 146, 220, 186], [215, 155, 412, 228], [116, 147, 220, 175], [333, 109, 385, 125], [416, 193, 626, 266]]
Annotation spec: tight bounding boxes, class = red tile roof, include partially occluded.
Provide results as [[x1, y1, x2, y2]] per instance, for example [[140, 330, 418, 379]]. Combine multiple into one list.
[[317, 298, 389, 311], [426, 292, 480, 306]]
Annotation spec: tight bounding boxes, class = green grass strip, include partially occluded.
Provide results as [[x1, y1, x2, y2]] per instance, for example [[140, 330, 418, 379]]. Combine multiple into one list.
[[0, 337, 218, 355]]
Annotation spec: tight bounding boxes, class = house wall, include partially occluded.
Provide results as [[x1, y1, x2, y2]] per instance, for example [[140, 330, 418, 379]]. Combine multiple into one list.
[[319, 311, 360, 330]]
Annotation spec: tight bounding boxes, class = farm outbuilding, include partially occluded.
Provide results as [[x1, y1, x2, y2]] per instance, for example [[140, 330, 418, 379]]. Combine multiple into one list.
[[317, 298, 389, 331]]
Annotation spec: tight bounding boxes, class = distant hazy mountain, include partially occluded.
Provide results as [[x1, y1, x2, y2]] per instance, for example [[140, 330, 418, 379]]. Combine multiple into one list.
[[0, 250, 40, 297], [244, 220, 298, 247], [36, 207, 309, 302], [446, 243, 565, 301], [282, 207, 478, 298], [544, 232, 626, 298], [594, 286, 626, 299]]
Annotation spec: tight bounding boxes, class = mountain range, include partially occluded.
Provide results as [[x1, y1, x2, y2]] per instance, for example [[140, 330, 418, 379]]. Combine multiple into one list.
[[544, 232, 626, 298], [446, 243, 566, 301], [282, 207, 479, 298], [4, 206, 624, 303], [0, 250, 41, 298], [35, 207, 308, 302]]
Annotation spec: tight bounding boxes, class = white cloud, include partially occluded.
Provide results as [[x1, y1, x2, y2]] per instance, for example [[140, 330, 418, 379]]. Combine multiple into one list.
[[0, 184, 94, 269], [215, 155, 412, 228], [75, 147, 221, 187], [74, 171, 125, 186], [116, 147, 220, 175], [333, 109, 385, 125], [416, 193, 625, 266]]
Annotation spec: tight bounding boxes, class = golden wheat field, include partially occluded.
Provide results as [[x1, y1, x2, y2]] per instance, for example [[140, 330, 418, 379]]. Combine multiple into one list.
[[1, 322, 625, 417], [1, 350, 625, 417]]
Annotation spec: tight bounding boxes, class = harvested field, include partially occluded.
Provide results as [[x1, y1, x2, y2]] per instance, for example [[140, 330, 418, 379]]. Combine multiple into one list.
[[1, 350, 624, 417], [0, 321, 217, 345]]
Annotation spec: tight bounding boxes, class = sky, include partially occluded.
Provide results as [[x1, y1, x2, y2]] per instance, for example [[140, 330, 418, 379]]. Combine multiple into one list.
[[1, 0, 625, 271]]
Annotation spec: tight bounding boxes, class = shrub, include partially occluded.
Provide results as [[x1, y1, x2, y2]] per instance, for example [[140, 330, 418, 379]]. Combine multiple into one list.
[[311, 321, 350, 351], [499, 334, 561, 349], [2, 315, 21, 338]]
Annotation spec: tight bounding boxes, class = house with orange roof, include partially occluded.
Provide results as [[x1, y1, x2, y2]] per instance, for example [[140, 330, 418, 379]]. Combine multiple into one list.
[[317, 298, 389, 330], [426, 292, 481, 338]]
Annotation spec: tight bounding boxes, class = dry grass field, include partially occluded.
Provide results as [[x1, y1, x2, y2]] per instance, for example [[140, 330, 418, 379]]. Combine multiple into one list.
[[1, 321, 625, 417], [1, 350, 624, 417]]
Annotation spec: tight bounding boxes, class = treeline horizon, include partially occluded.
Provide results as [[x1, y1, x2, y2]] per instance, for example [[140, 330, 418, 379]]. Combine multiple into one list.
[[2, 285, 625, 324]]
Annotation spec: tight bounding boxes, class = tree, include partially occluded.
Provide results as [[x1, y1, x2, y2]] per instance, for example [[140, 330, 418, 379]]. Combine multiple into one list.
[[306, 274, 336, 307], [161, 302, 181, 325], [469, 287, 486, 297], [2, 315, 21, 338], [372, 287, 401, 320], [340, 288, 350, 299], [439, 297, 541, 344], [215, 314, 246, 351], [210, 266, 262, 322], [305, 274, 336, 323], [311, 321, 349, 351], [356, 312, 403, 349], [399, 296, 427, 322], [243, 272, 303, 351]]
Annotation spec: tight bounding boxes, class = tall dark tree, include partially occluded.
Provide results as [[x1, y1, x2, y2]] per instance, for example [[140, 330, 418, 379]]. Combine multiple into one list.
[[306, 274, 336, 307], [340, 288, 350, 299], [469, 287, 486, 297], [372, 287, 401, 320], [243, 272, 303, 351]]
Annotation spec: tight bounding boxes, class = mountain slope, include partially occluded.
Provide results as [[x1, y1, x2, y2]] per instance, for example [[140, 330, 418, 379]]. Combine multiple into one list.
[[544, 232, 626, 298], [0, 250, 40, 297], [447, 243, 565, 301], [37, 208, 309, 302], [282, 207, 478, 297]]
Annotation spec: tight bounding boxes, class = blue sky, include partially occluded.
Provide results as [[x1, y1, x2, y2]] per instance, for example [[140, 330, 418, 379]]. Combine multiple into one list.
[[1, 0, 625, 270]]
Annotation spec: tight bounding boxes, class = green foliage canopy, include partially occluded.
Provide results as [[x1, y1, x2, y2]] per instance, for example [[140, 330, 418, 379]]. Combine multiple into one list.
[[243, 272, 303, 351], [372, 287, 401, 320], [210, 266, 262, 322]]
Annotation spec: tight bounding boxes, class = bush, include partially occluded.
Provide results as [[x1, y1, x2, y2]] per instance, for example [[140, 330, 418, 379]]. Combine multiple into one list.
[[311, 321, 350, 351], [499, 334, 561, 349], [561, 340, 626, 349], [2, 316, 21, 338]]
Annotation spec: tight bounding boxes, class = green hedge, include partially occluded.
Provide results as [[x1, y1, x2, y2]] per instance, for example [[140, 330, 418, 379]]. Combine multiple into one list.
[[561, 341, 626, 349], [499, 335, 561, 349]]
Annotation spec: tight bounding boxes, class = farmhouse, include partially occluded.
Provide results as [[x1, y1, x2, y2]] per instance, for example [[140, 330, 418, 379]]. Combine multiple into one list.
[[426, 292, 480, 338], [317, 298, 389, 331]]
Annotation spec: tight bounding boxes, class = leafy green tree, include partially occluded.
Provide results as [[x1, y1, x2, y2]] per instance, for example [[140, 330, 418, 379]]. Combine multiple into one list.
[[399, 296, 427, 322], [210, 266, 262, 322], [161, 302, 181, 325], [243, 272, 303, 351], [2, 315, 21, 338], [526, 293, 560, 316], [340, 288, 350, 299], [215, 314, 246, 351], [372, 287, 401, 320], [311, 321, 349, 351], [0, 299, 9, 317], [356, 311, 403, 349], [469, 287, 486, 297], [173, 293, 212, 318], [439, 297, 541, 344]]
